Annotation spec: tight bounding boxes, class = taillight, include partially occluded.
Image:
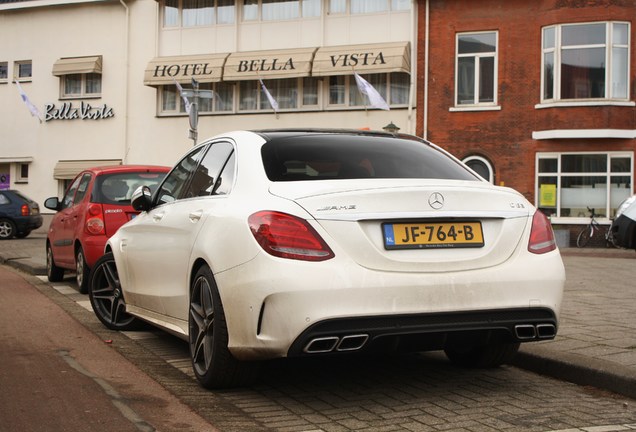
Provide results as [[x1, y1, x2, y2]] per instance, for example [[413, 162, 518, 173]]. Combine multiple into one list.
[[248, 211, 335, 261], [86, 203, 105, 235], [20, 204, 29, 216], [528, 210, 557, 254]]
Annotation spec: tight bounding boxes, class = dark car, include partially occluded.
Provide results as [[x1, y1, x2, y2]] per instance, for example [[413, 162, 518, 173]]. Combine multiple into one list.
[[610, 195, 636, 250], [44, 165, 170, 292], [0, 189, 43, 240]]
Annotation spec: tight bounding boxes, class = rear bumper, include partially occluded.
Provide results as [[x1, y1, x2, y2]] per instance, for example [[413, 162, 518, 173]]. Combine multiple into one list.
[[14, 215, 43, 233], [214, 248, 565, 361], [82, 235, 108, 267], [288, 308, 557, 356]]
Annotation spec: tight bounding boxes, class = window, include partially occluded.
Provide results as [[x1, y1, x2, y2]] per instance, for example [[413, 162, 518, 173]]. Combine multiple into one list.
[[61, 73, 102, 99], [158, 74, 409, 115], [456, 32, 497, 106], [15, 163, 29, 183], [463, 155, 494, 183], [183, 141, 235, 197], [261, 135, 479, 182], [163, 0, 235, 27], [328, 73, 408, 108], [242, 0, 320, 21], [329, 0, 409, 14], [161, 82, 234, 114], [0, 62, 7, 81], [236, 77, 318, 112], [536, 152, 633, 221], [15, 61, 32, 81], [542, 22, 630, 102], [156, 146, 207, 205]]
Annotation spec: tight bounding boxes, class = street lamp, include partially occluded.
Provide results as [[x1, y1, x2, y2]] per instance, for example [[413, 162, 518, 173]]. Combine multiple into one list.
[[383, 121, 400, 134]]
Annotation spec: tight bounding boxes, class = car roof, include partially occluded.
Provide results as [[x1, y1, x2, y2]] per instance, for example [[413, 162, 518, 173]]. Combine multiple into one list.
[[251, 128, 419, 142], [79, 165, 172, 176]]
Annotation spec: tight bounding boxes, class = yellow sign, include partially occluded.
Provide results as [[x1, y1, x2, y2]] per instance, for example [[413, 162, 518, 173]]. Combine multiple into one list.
[[540, 184, 557, 207]]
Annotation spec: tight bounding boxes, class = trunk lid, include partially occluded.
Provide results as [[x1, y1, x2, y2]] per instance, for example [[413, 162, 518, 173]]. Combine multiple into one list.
[[270, 179, 532, 272]]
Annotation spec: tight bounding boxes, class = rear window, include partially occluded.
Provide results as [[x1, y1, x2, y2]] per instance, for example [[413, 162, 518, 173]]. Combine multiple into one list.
[[94, 172, 167, 205], [261, 134, 479, 182]]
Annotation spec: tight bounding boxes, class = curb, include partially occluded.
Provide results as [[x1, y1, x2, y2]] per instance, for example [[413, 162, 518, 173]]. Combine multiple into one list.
[[0, 256, 47, 276], [514, 346, 636, 400]]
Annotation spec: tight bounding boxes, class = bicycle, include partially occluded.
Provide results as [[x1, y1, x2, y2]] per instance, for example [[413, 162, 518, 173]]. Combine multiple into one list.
[[576, 207, 617, 248]]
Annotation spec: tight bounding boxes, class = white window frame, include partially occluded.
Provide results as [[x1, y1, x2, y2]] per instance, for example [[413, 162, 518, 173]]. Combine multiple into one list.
[[535, 151, 634, 224], [162, 0, 236, 28], [14, 60, 32, 82], [60, 73, 102, 99], [157, 73, 410, 115], [159, 82, 235, 115], [15, 163, 29, 184], [326, 72, 409, 110], [328, 0, 410, 14], [242, 0, 321, 22], [540, 21, 631, 105], [454, 31, 499, 109]]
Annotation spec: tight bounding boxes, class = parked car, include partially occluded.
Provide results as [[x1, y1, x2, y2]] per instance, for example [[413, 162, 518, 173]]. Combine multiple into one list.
[[0, 189, 43, 239], [610, 194, 636, 250], [88, 129, 565, 389], [45, 165, 170, 293]]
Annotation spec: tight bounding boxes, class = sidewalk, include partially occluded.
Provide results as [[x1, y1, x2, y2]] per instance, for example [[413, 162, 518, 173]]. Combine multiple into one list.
[[1, 222, 635, 401]]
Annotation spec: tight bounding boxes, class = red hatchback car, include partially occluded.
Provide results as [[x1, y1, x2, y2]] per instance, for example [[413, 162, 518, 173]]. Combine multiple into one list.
[[45, 165, 170, 292]]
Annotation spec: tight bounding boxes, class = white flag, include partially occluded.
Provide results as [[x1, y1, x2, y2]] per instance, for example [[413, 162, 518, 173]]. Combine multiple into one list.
[[259, 79, 279, 113], [354, 72, 390, 111], [15, 81, 42, 122], [172, 77, 192, 114]]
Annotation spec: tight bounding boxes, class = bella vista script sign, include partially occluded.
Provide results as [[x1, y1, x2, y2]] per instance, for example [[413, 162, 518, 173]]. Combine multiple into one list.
[[45, 102, 114, 122]]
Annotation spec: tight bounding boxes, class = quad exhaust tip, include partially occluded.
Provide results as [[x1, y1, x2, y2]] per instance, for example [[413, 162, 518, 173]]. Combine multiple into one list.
[[514, 323, 556, 340], [304, 334, 369, 354]]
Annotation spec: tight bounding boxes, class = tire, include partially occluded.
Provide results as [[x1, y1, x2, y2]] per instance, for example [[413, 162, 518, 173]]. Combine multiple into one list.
[[46, 243, 65, 282], [189, 265, 260, 389], [0, 218, 16, 240], [445, 342, 520, 368], [88, 252, 139, 331], [576, 226, 592, 248], [15, 230, 31, 239], [75, 246, 90, 294]]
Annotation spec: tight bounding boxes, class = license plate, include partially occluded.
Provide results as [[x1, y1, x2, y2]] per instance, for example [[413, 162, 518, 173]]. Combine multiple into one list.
[[383, 221, 484, 249]]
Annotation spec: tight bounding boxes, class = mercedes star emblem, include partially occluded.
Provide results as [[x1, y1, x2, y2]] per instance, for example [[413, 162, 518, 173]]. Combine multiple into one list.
[[428, 192, 444, 210]]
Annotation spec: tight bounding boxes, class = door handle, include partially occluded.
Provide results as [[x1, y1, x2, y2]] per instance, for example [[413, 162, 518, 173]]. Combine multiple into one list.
[[153, 212, 165, 222], [189, 210, 203, 223]]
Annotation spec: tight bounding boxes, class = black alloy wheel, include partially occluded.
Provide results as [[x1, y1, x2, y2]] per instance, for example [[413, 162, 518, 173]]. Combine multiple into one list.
[[88, 252, 138, 331], [189, 265, 259, 389]]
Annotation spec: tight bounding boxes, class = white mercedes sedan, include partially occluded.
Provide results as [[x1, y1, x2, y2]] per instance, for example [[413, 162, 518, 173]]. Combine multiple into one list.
[[88, 129, 565, 389]]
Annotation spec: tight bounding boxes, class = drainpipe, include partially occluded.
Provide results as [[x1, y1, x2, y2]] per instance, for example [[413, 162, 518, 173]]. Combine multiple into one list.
[[120, 0, 130, 163], [407, 0, 417, 135], [423, 0, 429, 140]]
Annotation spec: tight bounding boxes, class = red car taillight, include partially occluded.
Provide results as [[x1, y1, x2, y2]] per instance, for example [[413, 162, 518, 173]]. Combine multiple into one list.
[[248, 211, 335, 261], [85, 203, 105, 235], [528, 210, 557, 254], [20, 204, 29, 216]]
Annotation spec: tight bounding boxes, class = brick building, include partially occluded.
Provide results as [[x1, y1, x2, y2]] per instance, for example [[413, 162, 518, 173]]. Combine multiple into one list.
[[417, 0, 635, 244]]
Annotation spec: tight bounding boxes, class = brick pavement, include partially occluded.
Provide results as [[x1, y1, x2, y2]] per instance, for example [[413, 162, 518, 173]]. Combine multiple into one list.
[[1, 217, 635, 404]]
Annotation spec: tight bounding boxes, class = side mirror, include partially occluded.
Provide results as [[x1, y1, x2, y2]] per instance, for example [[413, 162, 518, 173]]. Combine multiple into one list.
[[44, 197, 61, 211], [131, 185, 152, 212]]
